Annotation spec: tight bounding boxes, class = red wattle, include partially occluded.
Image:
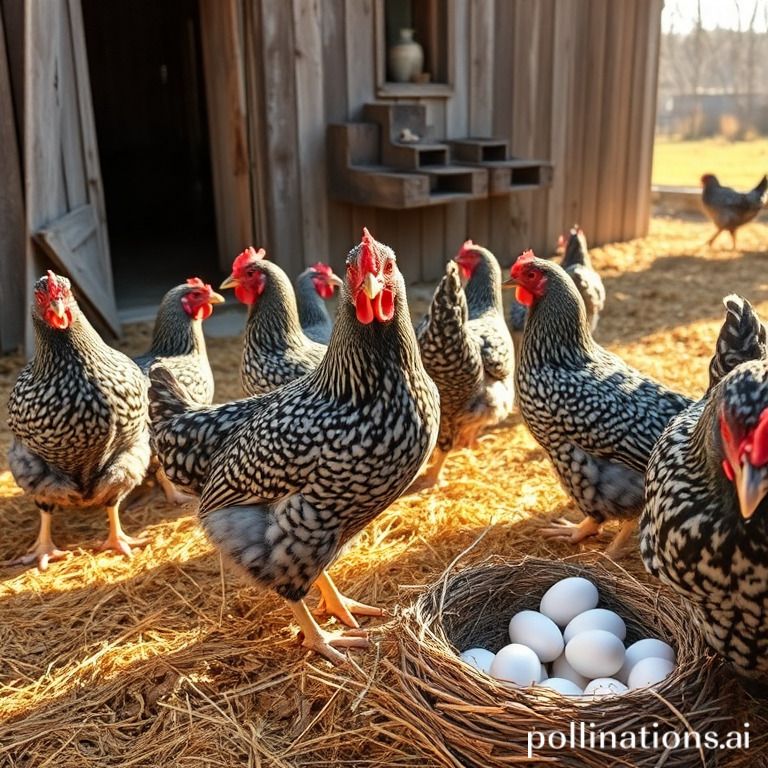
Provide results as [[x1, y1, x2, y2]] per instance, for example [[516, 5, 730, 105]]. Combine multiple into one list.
[[374, 289, 394, 322], [234, 284, 259, 306], [46, 309, 72, 329], [722, 459, 735, 482], [356, 292, 374, 324], [315, 281, 334, 299], [751, 409, 768, 466], [198, 303, 213, 320], [516, 285, 535, 307]]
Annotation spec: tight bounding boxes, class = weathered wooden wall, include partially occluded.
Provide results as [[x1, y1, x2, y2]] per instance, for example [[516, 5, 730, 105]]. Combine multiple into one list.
[[245, 0, 663, 280]]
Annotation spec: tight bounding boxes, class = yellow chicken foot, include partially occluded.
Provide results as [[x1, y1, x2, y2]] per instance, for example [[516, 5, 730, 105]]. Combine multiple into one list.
[[156, 467, 196, 506], [314, 570, 386, 628], [97, 505, 148, 558], [406, 449, 447, 493], [603, 519, 636, 560], [290, 599, 369, 665], [11, 510, 68, 570], [540, 515, 602, 543]]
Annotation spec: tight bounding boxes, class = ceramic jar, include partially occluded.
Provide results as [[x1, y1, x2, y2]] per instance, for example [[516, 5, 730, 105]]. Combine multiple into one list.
[[388, 28, 424, 83]]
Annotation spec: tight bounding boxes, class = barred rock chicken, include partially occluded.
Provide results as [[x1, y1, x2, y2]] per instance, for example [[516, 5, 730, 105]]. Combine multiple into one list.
[[507, 251, 691, 556], [641, 296, 768, 677], [133, 278, 224, 503], [508, 226, 605, 357], [148, 229, 439, 663], [295, 263, 342, 344], [415, 250, 512, 488], [7, 272, 151, 568], [221, 247, 326, 395], [701, 173, 768, 248]]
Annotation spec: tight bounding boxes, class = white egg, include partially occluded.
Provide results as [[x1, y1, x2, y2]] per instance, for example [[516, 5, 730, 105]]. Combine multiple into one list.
[[551, 653, 590, 689], [539, 577, 599, 627], [618, 638, 676, 683], [459, 647, 495, 673], [508, 610, 564, 662], [563, 609, 627, 643], [538, 677, 583, 696], [628, 657, 676, 690], [582, 677, 629, 698], [489, 643, 543, 687], [565, 630, 625, 679]]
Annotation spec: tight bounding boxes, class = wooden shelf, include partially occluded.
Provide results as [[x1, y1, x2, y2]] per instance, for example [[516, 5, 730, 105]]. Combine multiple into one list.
[[328, 105, 553, 209]]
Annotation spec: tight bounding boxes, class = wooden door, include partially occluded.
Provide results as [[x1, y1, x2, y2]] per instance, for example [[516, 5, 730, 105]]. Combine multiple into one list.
[[24, 0, 119, 350]]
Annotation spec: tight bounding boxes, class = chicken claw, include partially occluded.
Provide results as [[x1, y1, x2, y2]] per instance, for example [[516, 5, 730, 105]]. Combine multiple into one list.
[[9, 510, 69, 571], [96, 506, 148, 558], [290, 600, 369, 665], [314, 571, 386, 628], [540, 515, 601, 543], [603, 519, 636, 560]]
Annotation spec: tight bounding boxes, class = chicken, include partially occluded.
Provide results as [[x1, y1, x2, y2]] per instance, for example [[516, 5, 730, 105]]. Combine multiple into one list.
[[7, 272, 151, 568], [147, 229, 440, 663], [414, 244, 513, 487], [133, 278, 224, 503], [641, 296, 768, 677], [295, 263, 342, 344], [508, 226, 605, 356], [701, 173, 768, 249], [506, 251, 692, 556], [220, 247, 326, 395]]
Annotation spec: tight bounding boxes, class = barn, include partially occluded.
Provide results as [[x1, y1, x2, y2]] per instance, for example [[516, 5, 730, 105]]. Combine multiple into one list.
[[0, 0, 663, 353]]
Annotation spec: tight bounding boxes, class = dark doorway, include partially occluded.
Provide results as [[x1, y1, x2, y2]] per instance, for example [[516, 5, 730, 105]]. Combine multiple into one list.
[[82, 0, 220, 311]]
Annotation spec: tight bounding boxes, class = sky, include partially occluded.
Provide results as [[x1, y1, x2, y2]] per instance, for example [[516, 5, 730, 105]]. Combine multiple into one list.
[[662, 0, 768, 33]]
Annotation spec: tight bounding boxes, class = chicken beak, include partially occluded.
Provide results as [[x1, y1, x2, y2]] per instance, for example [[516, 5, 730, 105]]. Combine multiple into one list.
[[208, 291, 226, 304], [327, 274, 344, 289], [362, 272, 382, 300], [219, 274, 239, 290], [49, 299, 66, 320], [502, 276, 518, 289], [736, 459, 768, 520]]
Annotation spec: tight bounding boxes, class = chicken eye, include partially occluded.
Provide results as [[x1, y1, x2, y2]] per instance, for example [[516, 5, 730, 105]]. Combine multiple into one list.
[[384, 261, 394, 275]]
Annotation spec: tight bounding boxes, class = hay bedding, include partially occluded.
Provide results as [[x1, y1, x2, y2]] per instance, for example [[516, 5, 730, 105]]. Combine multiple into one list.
[[0, 216, 766, 766]]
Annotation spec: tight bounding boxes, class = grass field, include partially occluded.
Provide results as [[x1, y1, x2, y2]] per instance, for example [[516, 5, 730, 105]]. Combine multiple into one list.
[[653, 136, 768, 189]]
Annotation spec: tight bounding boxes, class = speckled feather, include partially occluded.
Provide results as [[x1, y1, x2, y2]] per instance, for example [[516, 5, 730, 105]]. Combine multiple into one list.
[[240, 261, 326, 395], [149, 241, 439, 602], [702, 174, 768, 233], [8, 275, 150, 510], [517, 256, 691, 524], [641, 360, 768, 676]]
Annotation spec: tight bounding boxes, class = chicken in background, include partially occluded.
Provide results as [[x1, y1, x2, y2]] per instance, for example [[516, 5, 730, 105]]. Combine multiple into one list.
[[506, 251, 691, 557], [701, 173, 768, 249], [295, 263, 342, 344], [641, 295, 768, 678], [133, 278, 224, 504], [508, 226, 605, 361], [148, 229, 439, 663], [7, 272, 151, 568], [220, 247, 325, 395]]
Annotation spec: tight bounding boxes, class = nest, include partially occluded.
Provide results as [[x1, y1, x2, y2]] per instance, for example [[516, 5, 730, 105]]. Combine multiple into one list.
[[387, 556, 735, 768]]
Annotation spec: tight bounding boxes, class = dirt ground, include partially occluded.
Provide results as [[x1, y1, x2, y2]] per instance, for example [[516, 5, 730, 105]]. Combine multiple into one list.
[[1, 215, 767, 767]]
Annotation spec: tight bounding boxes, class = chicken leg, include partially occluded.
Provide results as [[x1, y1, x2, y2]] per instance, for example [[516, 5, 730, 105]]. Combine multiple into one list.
[[540, 515, 602, 544], [603, 519, 636, 559], [156, 467, 196, 506], [97, 505, 148, 558], [406, 448, 447, 493], [314, 570, 385, 628], [11, 509, 68, 570], [290, 599, 369, 665]]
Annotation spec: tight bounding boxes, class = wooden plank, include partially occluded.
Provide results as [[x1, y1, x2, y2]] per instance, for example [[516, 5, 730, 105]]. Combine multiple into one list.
[[467, 199, 490, 248], [443, 200, 468, 261], [468, 0, 493, 137], [345, 0, 375, 119], [376, 208, 420, 285], [199, 0, 254, 270], [293, 0, 330, 266], [0, 2, 25, 351], [445, 0, 469, 138], [420, 205, 446, 283], [258, 0, 303, 275], [1, 0, 23, 140]]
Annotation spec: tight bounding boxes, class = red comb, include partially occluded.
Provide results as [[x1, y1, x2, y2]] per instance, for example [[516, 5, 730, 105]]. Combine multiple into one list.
[[456, 239, 477, 259], [751, 408, 768, 466], [186, 277, 208, 290], [311, 262, 333, 276], [45, 270, 68, 299], [360, 227, 376, 275], [232, 246, 266, 273], [510, 249, 536, 277]]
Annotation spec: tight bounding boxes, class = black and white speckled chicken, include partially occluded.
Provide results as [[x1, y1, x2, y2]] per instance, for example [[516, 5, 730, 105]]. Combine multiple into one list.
[[133, 278, 224, 503], [221, 247, 326, 395], [7, 272, 151, 568], [506, 251, 692, 556], [641, 295, 768, 677], [508, 226, 605, 354], [701, 173, 768, 249], [295, 263, 342, 344], [148, 230, 439, 663]]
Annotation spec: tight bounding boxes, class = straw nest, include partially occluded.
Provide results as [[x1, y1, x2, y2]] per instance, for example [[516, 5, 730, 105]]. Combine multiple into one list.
[[386, 555, 732, 768]]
